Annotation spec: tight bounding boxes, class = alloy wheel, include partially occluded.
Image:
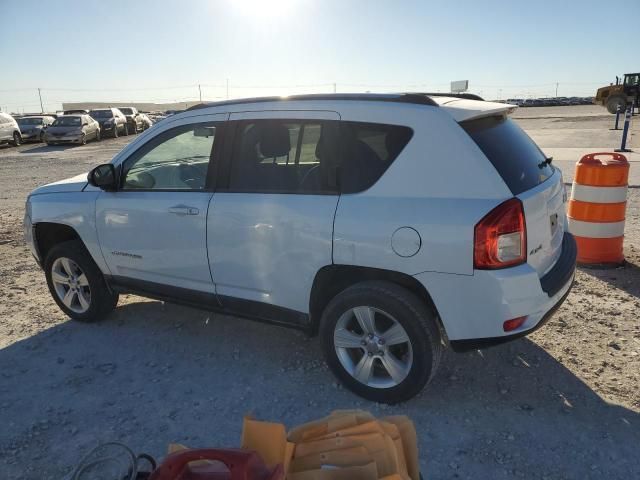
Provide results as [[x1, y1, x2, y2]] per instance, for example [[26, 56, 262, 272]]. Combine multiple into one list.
[[334, 306, 413, 388], [51, 257, 91, 314]]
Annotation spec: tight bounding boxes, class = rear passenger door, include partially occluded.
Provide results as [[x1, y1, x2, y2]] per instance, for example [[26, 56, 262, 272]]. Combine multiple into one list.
[[207, 110, 341, 318]]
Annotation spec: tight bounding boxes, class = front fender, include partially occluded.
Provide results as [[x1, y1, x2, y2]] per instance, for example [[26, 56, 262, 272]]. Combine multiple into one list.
[[29, 191, 110, 274]]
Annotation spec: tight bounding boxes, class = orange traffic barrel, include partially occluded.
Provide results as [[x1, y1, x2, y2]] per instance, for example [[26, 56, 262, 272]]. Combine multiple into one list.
[[567, 152, 629, 266]]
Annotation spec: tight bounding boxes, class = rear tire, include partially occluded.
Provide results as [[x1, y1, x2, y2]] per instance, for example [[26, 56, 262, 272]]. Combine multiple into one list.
[[320, 281, 442, 404], [44, 240, 119, 322], [123, 124, 129, 136], [606, 95, 627, 114], [80, 133, 87, 145], [11, 131, 21, 146], [113, 125, 119, 138], [95, 129, 101, 142]]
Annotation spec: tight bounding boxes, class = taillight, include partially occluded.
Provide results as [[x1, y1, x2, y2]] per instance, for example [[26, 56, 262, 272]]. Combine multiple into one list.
[[474, 198, 526, 269]]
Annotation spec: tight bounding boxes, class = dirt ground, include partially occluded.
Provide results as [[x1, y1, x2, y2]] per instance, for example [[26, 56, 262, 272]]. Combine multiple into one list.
[[0, 107, 639, 479]]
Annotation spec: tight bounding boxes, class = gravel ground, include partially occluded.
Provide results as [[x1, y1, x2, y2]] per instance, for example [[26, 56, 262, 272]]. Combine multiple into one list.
[[0, 110, 639, 479]]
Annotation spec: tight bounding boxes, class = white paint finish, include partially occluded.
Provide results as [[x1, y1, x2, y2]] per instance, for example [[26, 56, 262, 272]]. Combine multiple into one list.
[[27, 191, 110, 274], [334, 196, 499, 276], [27, 95, 572, 343], [96, 191, 215, 292], [29, 172, 89, 195], [568, 219, 625, 238], [518, 170, 566, 277], [431, 97, 517, 122], [570, 183, 628, 203], [391, 227, 421, 257], [414, 264, 574, 340], [207, 193, 337, 313]]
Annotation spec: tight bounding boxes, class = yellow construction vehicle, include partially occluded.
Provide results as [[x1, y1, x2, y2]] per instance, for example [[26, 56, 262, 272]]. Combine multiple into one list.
[[594, 73, 640, 113]]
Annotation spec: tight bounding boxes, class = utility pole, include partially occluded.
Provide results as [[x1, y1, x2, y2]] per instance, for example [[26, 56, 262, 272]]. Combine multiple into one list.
[[198, 84, 202, 102], [38, 88, 44, 113], [555, 82, 559, 97], [226, 78, 229, 99], [333, 82, 337, 93]]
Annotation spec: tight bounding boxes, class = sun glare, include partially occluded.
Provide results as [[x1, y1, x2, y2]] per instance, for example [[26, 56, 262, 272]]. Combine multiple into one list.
[[231, 0, 298, 19]]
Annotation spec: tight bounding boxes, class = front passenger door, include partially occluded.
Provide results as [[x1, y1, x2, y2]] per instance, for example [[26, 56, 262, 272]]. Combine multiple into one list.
[[96, 117, 224, 295]]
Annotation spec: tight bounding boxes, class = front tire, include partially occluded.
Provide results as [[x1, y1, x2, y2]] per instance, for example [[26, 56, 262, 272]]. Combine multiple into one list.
[[44, 240, 119, 322], [320, 281, 442, 404], [123, 124, 129, 136], [11, 131, 21, 146]]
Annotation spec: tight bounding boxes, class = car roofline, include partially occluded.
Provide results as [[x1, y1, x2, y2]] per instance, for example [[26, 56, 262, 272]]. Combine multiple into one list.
[[184, 92, 464, 111]]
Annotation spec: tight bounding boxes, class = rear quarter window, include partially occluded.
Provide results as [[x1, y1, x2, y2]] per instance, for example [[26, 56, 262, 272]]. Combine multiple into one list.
[[462, 116, 553, 195]]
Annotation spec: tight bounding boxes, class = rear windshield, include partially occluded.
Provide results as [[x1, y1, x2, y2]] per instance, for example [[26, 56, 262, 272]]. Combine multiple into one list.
[[18, 118, 43, 126], [463, 116, 553, 195], [53, 117, 81, 126], [119, 108, 133, 115], [90, 110, 113, 118]]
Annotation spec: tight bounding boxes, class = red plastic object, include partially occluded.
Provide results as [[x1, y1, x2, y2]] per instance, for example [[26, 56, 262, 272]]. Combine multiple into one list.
[[148, 448, 283, 480]]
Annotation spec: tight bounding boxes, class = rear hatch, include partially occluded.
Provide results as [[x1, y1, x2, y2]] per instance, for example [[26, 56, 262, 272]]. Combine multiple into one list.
[[461, 113, 565, 277]]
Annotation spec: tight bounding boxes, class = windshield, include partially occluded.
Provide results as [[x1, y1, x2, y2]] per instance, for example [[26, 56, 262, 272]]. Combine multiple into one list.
[[52, 117, 81, 127], [18, 118, 43, 126], [119, 108, 133, 115], [90, 110, 113, 119]]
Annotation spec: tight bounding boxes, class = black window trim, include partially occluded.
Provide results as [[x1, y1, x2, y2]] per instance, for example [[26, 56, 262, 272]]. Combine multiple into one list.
[[116, 120, 224, 193], [217, 118, 414, 196]]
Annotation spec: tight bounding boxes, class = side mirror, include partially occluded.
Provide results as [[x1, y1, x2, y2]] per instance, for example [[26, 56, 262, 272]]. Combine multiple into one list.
[[88, 164, 117, 191]]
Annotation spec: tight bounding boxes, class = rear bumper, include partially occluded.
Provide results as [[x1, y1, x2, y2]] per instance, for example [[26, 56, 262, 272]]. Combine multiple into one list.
[[449, 278, 573, 352], [415, 232, 577, 350]]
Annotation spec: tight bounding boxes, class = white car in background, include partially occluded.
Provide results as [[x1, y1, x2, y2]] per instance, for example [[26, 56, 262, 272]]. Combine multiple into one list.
[[24, 93, 576, 403], [0, 112, 22, 146]]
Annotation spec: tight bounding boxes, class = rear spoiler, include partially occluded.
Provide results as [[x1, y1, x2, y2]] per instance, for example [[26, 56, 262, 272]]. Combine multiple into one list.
[[431, 97, 518, 122]]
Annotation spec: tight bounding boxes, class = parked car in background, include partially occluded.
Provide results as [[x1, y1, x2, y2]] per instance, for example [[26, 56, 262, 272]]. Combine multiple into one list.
[[0, 112, 22, 146], [45, 114, 100, 145], [25, 93, 576, 403], [17, 115, 56, 142], [63, 109, 89, 116], [139, 113, 153, 130], [118, 107, 144, 134], [89, 108, 128, 137]]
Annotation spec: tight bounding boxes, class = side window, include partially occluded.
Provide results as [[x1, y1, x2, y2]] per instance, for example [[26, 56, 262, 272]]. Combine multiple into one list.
[[122, 122, 217, 191], [228, 120, 340, 194], [338, 122, 413, 193]]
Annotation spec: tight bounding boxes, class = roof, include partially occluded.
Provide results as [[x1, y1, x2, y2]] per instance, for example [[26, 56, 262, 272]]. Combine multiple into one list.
[[184, 92, 515, 123], [187, 93, 445, 111]]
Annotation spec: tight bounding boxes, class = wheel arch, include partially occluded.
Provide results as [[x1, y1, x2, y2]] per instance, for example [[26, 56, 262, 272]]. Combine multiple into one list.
[[34, 222, 84, 263], [309, 264, 446, 339]]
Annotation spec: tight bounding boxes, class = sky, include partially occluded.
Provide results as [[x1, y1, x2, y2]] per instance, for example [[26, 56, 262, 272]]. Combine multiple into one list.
[[1, 0, 638, 112]]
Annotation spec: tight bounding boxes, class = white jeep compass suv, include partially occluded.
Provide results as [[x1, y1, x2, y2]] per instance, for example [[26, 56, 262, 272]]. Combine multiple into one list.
[[24, 93, 576, 403]]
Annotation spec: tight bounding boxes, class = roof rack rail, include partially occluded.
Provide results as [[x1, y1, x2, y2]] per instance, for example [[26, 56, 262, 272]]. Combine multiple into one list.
[[186, 93, 438, 112], [421, 92, 485, 101]]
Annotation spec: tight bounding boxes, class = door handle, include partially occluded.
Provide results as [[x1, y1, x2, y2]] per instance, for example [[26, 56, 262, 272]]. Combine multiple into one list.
[[168, 205, 199, 215]]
